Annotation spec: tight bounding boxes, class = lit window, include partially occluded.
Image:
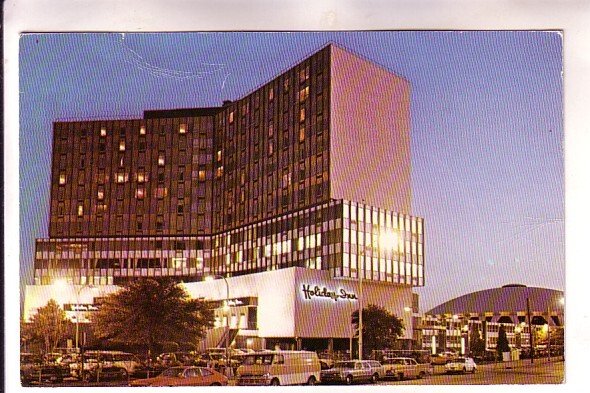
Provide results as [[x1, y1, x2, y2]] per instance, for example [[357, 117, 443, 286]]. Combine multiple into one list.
[[136, 187, 145, 199], [59, 173, 66, 185], [229, 111, 234, 124], [282, 172, 291, 188], [307, 234, 316, 248], [179, 123, 187, 134], [299, 86, 309, 102], [268, 142, 273, 156], [216, 166, 224, 178], [299, 127, 305, 142], [299, 66, 309, 82], [158, 153, 165, 166], [77, 205, 84, 217], [100, 127, 107, 137], [156, 187, 167, 199], [198, 170, 206, 181], [97, 188, 104, 200], [116, 173, 128, 183], [140, 125, 146, 135], [137, 172, 146, 183], [269, 88, 274, 101], [298, 237, 304, 251], [299, 108, 306, 122], [216, 150, 222, 162], [119, 140, 125, 151], [283, 78, 290, 91]]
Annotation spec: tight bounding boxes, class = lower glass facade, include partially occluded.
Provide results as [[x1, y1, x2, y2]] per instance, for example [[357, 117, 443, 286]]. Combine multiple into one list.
[[33, 199, 424, 287]]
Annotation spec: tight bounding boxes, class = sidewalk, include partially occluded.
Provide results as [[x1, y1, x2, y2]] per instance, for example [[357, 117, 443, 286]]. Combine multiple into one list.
[[490, 357, 564, 370]]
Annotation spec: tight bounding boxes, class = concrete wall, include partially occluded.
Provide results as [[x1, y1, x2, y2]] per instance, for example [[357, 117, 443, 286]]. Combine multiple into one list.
[[329, 45, 411, 214], [184, 267, 413, 340], [25, 267, 414, 341]]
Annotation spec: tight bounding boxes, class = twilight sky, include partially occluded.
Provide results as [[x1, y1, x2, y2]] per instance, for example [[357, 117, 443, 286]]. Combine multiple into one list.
[[19, 31, 564, 311]]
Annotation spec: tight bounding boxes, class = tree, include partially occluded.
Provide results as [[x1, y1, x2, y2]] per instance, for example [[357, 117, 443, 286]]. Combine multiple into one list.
[[21, 299, 70, 355], [469, 326, 486, 359], [351, 304, 405, 358], [496, 324, 511, 359], [92, 278, 214, 358]]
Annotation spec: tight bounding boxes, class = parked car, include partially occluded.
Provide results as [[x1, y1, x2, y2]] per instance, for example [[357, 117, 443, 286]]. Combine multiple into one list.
[[71, 350, 141, 378], [157, 352, 197, 367], [236, 350, 321, 386], [319, 358, 335, 370], [86, 366, 129, 382], [21, 364, 67, 385], [431, 351, 457, 365], [320, 360, 384, 385], [445, 357, 477, 374], [381, 357, 432, 380], [129, 366, 228, 386]]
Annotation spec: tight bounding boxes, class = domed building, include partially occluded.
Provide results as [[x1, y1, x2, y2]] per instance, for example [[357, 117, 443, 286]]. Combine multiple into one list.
[[417, 284, 564, 356]]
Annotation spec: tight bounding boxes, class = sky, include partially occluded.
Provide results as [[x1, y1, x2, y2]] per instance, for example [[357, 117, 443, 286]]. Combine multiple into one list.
[[19, 31, 564, 312]]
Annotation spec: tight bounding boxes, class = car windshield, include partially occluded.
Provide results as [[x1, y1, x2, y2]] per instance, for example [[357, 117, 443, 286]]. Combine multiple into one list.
[[241, 355, 274, 365], [161, 367, 185, 377], [334, 362, 357, 369]]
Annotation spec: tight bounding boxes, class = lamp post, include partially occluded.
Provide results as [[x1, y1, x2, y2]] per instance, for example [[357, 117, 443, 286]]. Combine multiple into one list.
[[451, 315, 459, 353], [358, 261, 363, 361], [53, 279, 97, 382], [74, 285, 97, 352], [462, 324, 469, 356], [206, 275, 230, 373], [53, 280, 96, 352]]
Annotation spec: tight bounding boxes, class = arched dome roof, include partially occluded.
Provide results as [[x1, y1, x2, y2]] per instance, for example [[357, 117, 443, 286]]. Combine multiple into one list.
[[427, 285, 564, 315]]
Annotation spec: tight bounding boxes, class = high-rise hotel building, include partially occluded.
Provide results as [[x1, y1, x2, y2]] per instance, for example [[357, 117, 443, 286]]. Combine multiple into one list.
[[25, 44, 424, 351]]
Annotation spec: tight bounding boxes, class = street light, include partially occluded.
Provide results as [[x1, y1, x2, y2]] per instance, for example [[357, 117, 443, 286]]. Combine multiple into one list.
[[53, 279, 97, 383], [73, 285, 97, 352], [355, 227, 400, 360], [205, 275, 231, 374], [53, 280, 96, 352]]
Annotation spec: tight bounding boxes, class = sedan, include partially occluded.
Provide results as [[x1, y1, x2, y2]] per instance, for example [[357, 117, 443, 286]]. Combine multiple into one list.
[[445, 357, 477, 374], [130, 366, 228, 387]]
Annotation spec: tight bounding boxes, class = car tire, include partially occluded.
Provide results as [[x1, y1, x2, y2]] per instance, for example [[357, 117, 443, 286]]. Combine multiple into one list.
[[210, 382, 222, 386], [270, 378, 280, 386], [398, 373, 404, 381], [371, 373, 379, 383], [418, 371, 426, 379], [306, 376, 316, 385], [471, 368, 476, 374], [345, 375, 353, 385]]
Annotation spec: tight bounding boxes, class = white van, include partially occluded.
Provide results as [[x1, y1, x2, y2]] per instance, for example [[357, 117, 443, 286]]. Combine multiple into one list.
[[236, 351, 321, 386]]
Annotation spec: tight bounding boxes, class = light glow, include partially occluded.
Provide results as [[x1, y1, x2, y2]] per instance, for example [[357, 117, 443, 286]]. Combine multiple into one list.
[[379, 230, 399, 250]]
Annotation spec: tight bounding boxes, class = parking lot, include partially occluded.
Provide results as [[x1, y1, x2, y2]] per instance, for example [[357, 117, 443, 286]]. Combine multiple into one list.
[[377, 359, 564, 385], [23, 359, 564, 387]]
